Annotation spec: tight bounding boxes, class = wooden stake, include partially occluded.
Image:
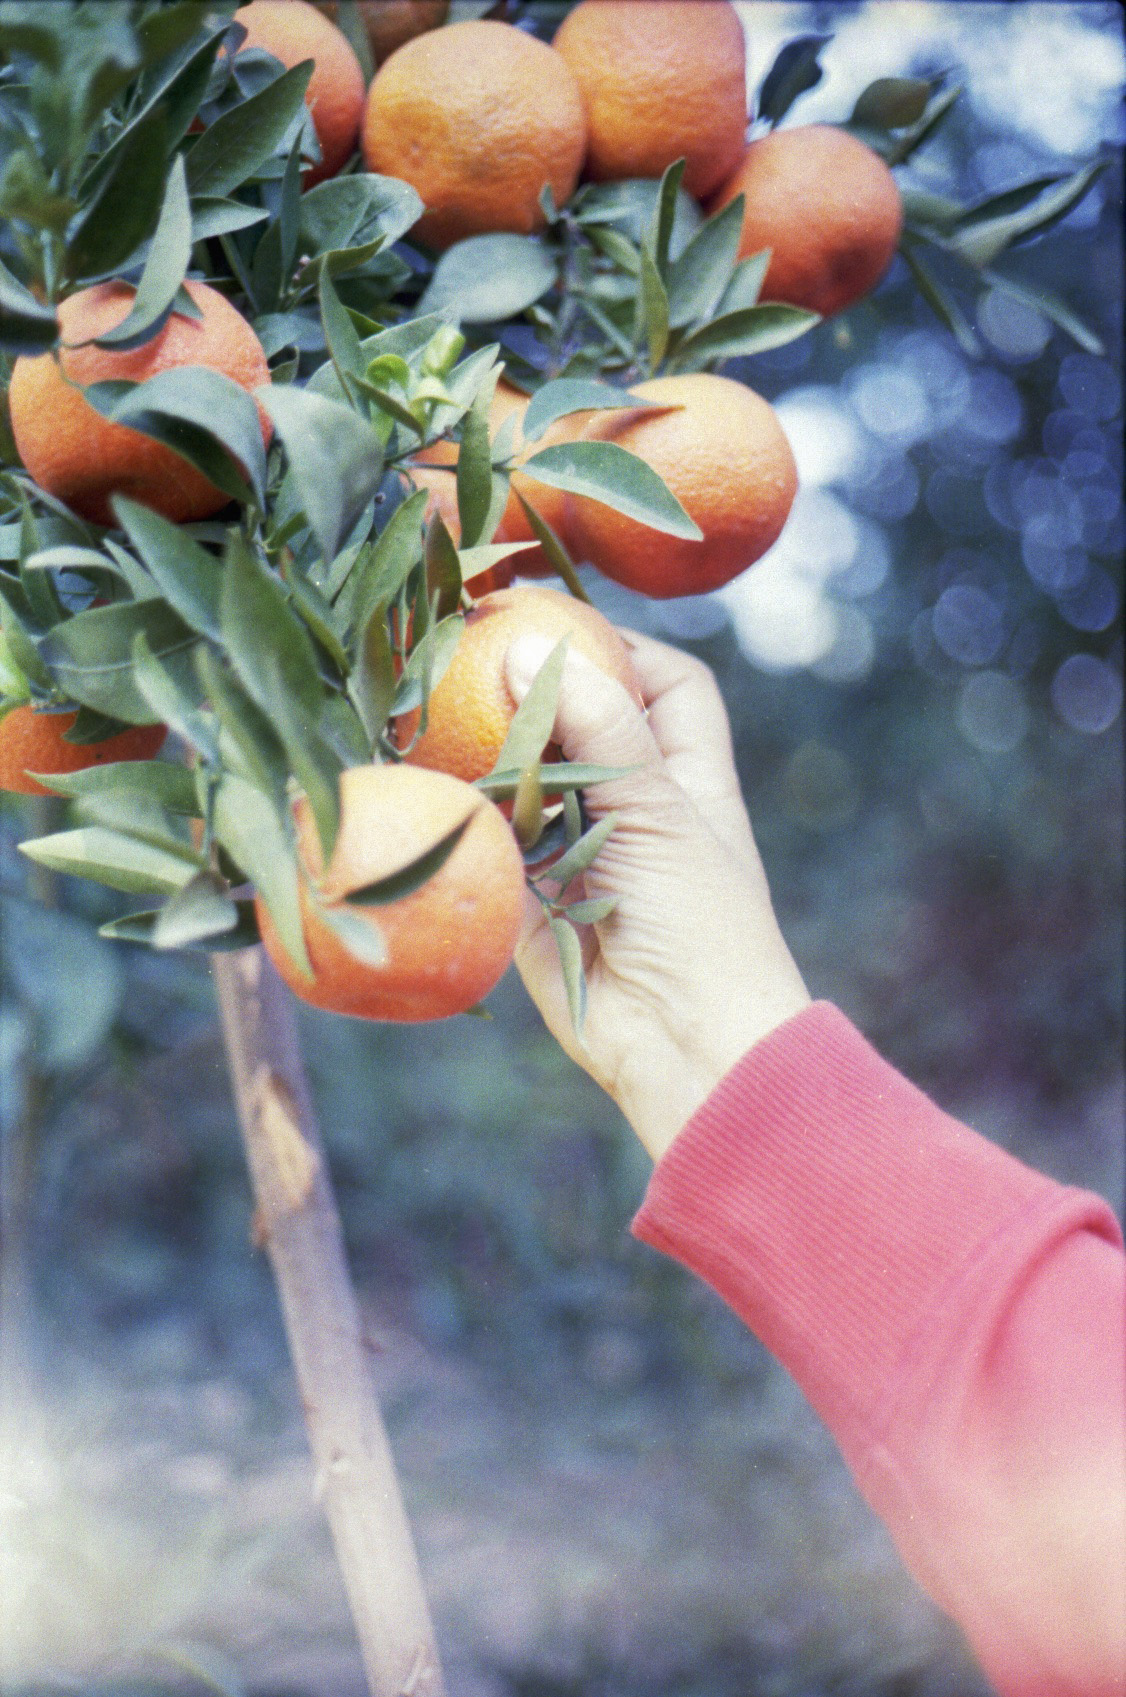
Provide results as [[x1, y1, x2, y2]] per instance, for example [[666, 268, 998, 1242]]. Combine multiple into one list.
[[211, 947, 445, 1697]]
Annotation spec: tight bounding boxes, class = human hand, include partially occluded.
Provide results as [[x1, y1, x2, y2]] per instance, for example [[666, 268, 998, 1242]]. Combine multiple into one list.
[[504, 628, 810, 1161]]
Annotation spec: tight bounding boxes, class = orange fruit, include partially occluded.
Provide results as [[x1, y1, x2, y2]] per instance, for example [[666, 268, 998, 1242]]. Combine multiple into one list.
[[0, 706, 166, 797], [234, 1, 365, 186], [361, 20, 587, 249], [9, 280, 272, 528], [255, 763, 524, 1021], [399, 583, 641, 784], [711, 125, 903, 318], [565, 373, 796, 598], [552, 0, 747, 200], [314, 1, 448, 65]]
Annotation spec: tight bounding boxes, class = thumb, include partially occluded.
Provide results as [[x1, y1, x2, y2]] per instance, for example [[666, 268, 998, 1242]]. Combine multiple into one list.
[[505, 634, 663, 783]]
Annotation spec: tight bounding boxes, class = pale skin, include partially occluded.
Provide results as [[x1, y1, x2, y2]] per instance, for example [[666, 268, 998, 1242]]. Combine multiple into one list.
[[504, 630, 811, 1162]]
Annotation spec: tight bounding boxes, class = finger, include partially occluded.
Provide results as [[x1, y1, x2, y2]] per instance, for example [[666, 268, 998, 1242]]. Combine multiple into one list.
[[617, 629, 756, 864], [505, 636, 671, 819]]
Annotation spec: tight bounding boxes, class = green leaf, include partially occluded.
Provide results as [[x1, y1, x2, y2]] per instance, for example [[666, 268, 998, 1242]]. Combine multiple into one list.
[[946, 162, 1106, 268], [39, 600, 196, 725], [532, 810, 619, 891], [1, 894, 123, 1071], [34, 758, 198, 812], [980, 265, 1104, 356], [493, 636, 567, 775], [850, 77, 933, 130], [636, 243, 670, 368], [340, 486, 427, 639], [19, 826, 198, 896], [476, 761, 631, 800], [280, 559, 350, 672], [343, 809, 476, 906], [457, 541, 537, 578], [266, 671, 342, 868], [715, 250, 772, 314], [885, 83, 962, 167], [212, 773, 310, 977], [84, 21, 226, 189], [665, 196, 746, 328], [299, 173, 423, 269], [191, 197, 270, 241], [195, 645, 287, 804], [93, 156, 192, 350], [319, 267, 366, 392], [347, 604, 395, 747], [425, 512, 463, 620], [220, 532, 321, 717], [101, 899, 259, 953], [456, 404, 493, 548], [131, 630, 218, 760], [521, 441, 701, 540], [557, 894, 617, 925], [185, 62, 312, 197], [393, 613, 463, 718], [668, 301, 819, 369], [418, 234, 557, 323], [649, 158, 686, 278], [899, 240, 980, 358], [547, 912, 586, 1036], [90, 364, 268, 508], [258, 384, 385, 564], [64, 106, 167, 283], [521, 379, 650, 444], [112, 498, 223, 639], [511, 493, 589, 601], [0, 255, 58, 354], [150, 871, 240, 950], [756, 35, 830, 125], [574, 179, 702, 254]]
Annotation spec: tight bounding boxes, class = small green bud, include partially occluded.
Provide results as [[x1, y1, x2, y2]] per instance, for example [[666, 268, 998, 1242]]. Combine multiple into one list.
[[420, 326, 465, 378]]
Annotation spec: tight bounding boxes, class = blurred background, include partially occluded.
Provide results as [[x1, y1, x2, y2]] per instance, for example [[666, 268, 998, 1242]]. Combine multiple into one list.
[[1, 3, 1122, 1694]]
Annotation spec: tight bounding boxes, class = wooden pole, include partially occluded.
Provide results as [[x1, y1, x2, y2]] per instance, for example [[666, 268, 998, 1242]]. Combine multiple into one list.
[[211, 947, 445, 1697]]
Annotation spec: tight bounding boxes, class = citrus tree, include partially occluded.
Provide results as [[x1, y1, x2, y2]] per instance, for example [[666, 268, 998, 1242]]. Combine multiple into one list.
[[0, 2, 1107, 1692]]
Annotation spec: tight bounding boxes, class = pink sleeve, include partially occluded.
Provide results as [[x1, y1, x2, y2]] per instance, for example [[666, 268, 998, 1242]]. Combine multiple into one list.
[[631, 1001, 1126, 1697]]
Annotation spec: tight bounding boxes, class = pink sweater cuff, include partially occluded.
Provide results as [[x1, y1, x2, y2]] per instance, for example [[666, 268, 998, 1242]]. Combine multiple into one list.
[[630, 1001, 1120, 1440]]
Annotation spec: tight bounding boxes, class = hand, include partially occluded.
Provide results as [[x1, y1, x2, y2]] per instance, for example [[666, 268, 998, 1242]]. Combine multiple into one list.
[[504, 628, 810, 1161]]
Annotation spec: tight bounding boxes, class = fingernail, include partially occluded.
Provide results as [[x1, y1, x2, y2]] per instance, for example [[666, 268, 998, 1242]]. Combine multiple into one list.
[[505, 633, 556, 699]]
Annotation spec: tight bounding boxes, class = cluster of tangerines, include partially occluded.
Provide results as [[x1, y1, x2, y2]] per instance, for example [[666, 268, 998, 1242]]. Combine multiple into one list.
[[2, 0, 905, 1026]]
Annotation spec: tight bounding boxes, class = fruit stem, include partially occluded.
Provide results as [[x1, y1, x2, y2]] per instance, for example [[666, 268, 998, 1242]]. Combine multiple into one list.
[[212, 948, 446, 1697]]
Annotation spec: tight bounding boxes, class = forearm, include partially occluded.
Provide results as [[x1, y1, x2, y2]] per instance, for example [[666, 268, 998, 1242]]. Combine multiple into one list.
[[631, 1002, 1126, 1695]]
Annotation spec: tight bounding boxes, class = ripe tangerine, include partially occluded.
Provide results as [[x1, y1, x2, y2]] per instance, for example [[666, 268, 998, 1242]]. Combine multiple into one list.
[[711, 125, 903, 318], [0, 706, 166, 797], [256, 763, 525, 1021], [8, 280, 272, 528], [399, 583, 641, 785], [553, 0, 747, 200], [565, 373, 797, 598], [233, 0, 366, 186], [361, 20, 587, 249]]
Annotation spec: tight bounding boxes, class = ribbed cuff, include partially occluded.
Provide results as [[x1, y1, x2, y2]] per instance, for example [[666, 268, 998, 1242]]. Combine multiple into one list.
[[630, 1002, 1096, 1439]]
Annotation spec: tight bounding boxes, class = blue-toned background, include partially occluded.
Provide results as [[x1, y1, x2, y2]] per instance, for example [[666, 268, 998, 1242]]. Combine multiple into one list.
[[1, 4, 1122, 1693]]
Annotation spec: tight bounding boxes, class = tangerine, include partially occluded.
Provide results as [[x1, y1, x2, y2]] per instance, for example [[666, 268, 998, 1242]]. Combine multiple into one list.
[[361, 20, 587, 249], [9, 280, 272, 528], [711, 125, 903, 318], [0, 706, 166, 797], [234, 0, 365, 186], [256, 763, 524, 1021], [553, 0, 747, 200], [400, 583, 641, 784], [315, 1, 448, 65], [565, 373, 797, 598]]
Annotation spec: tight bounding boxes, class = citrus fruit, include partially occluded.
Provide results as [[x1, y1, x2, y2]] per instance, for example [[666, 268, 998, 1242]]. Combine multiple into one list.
[[552, 0, 747, 200], [0, 706, 166, 797], [565, 373, 796, 598], [9, 280, 272, 528], [399, 583, 641, 784], [315, 1, 448, 65], [361, 20, 587, 249], [407, 380, 581, 576], [711, 124, 903, 318], [255, 763, 525, 1021], [233, 0, 365, 186]]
